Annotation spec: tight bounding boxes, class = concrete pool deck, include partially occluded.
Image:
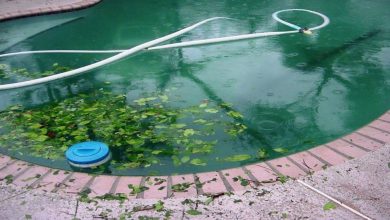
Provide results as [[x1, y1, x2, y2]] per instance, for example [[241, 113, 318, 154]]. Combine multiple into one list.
[[1, 1, 390, 219]]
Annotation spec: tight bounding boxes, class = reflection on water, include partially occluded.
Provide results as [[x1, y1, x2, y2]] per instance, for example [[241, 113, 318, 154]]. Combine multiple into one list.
[[0, 0, 389, 175]]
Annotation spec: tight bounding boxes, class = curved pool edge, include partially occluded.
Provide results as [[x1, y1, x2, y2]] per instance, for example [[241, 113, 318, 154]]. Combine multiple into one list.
[[0, 0, 102, 22], [1, 110, 389, 199]]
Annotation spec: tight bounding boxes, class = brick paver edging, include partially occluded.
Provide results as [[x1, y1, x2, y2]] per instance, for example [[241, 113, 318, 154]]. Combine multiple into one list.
[[1, 111, 389, 199], [0, 0, 101, 22]]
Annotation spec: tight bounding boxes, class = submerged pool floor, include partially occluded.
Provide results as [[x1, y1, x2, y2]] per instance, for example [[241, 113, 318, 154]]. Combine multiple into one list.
[[0, 0, 389, 175]]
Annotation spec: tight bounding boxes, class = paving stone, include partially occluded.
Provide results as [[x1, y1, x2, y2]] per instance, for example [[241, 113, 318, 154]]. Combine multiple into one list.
[[170, 174, 197, 198], [267, 157, 307, 178], [196, 172, 227, 194], [309, 145, 348, 165], [325, 139, 368, 159], [142, 176, 168, 199], [343, 132, 383, 151], [289, 151, 326, 172]]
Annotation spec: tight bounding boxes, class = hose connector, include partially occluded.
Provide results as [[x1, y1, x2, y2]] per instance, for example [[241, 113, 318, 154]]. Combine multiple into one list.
[[299, 27, 312, 35]]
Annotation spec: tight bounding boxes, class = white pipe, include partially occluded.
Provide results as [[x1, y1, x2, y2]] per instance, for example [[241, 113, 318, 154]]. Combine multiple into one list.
[[272, 9, 330, 31], [0, 17, 228, 90], [297, 180, 372, 220], [0, 9, 330, 90], [0, 31, 298, 59], [148, 30, 297, 50], [0, 50, 125, 58]]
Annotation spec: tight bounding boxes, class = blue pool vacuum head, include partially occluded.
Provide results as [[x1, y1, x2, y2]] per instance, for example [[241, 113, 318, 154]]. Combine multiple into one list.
[[65, 141, 111, 168]]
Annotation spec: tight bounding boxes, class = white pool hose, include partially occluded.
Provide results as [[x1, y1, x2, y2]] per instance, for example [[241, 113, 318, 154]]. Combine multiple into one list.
[[0, 9, 329, 90], [298, 180, 372, 220]]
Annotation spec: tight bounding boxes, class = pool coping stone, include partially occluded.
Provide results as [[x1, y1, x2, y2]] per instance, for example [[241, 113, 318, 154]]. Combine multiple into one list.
[[0, 0, 101, 21], [0, 110, 389, 199]]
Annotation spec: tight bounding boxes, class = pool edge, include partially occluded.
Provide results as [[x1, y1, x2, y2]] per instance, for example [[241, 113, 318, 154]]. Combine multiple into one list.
[[0, 0, 102, 22], [1, 110, 389, 199]]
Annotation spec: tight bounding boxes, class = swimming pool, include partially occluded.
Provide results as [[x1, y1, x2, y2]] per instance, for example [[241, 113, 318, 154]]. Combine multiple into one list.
[[0, 0, 389, 176]]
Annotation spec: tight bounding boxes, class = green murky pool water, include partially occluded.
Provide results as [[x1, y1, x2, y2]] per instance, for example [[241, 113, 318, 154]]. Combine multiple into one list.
[[0, 0, 389, 175]]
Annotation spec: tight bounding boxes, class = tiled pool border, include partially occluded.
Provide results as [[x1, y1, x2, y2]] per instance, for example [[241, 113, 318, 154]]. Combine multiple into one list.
[[1, 111, 389, 199], [0, 0, 101, 21]]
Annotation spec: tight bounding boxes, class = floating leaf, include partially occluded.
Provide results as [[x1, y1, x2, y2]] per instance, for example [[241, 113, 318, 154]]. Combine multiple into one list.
[[227, 111, 243, 119], [155, 125, 167, 129], [29, 123, 42, 129], [220, 102, 233, 108], [172, 156, 181, 166], [273, 147, 289, 153], [183, 129, 195, 137], [145, 97, 157, 101], [199, 103, 208, 108], [78, 120, 91, 126], [35, 135, 48, 142], [171, 123, 186, 129], [257, 149, 267, 159], [190, 158, 206, 166], [205, 108, 218, 113], [194, 119, 207, 124], [151, 150, 163, 155], [181, 156, 190, 163], [133, 98, 147, 105], [222, 154, 251, 162], [84, 107, 98, 112], [159, 95, 169, 102]]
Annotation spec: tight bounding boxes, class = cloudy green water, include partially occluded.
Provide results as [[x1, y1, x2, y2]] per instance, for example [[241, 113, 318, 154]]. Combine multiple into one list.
[[0, 0, 389, 175]]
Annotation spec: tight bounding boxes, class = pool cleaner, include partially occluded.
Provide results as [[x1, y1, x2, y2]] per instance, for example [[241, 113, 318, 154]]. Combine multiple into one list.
[[0, 9, 329, 90], [65, 141, 111, 168]]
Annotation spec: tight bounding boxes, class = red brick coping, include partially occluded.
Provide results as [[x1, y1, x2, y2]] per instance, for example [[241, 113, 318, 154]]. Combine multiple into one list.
[[1, 111, 389, 199], [0, 0, 101, 22]]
